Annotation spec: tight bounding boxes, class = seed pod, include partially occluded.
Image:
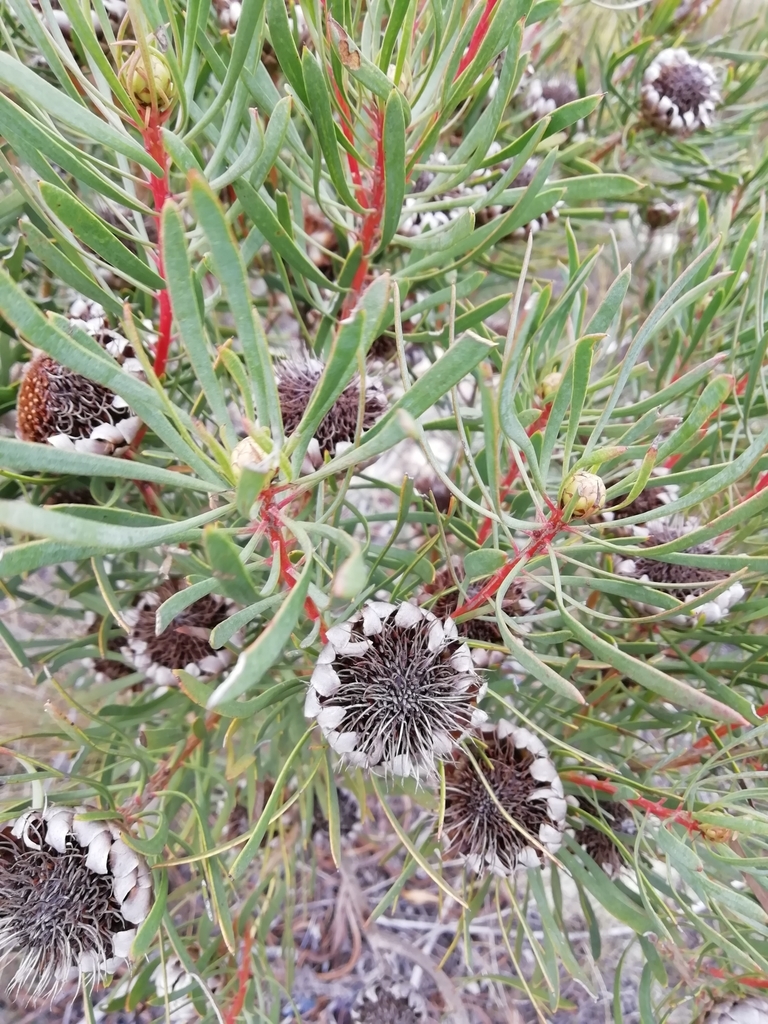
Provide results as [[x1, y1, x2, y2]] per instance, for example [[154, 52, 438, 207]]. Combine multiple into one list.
[[615, 523, 745, 626], [277, 358, 387, 469], [123, 579, 239, 687], [304, 600, 487, 778], [641, 48, 720, 135], [537, 371, 563, 401], [525, 77, 579, 122], [560, 470, 607, 519], [121, 42, 175, 112], [0, 806, 152, 999], [442, 720, 567, 875]]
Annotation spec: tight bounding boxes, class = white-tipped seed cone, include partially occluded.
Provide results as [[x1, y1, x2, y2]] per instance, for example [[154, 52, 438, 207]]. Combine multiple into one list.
[[601, 477, 679, 536], [122, 580, 239, 687], [560, 471, 606, 519], [704, 997, 768, 1024], [641, 48, 720, 135], [442, 720, 566, 877], [304, 601, 487, 778], [0, 806, 151, 999], [615, 524, 745, 627], [351, 979, 426, 1023], [525, 77, 579, 122]]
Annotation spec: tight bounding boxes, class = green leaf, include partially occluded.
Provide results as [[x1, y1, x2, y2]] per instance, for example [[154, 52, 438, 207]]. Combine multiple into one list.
[[39, 183, 165, 291], [131, 869, 168, 960], [0, 53, 162, 174], [265, 0, 308, 105], [557, 604, 749, 726], [203, 527, 260, 604], [189, 175, 283, 436], [301, 51, 365, 214], [207, 557, 313, 706], [380, 90, 407, 250], [162, 201, 238, 446]]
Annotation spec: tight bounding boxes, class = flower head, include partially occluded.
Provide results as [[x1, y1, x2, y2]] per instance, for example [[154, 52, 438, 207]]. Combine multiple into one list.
[[602, 480, 679, 533], [526, 77, 579, 121], [643, 201, 682, 230], [68, 298, 144, 376], [352, 980, 426, 1024], [615, 524, 745, 625], [442, 720, 566, 875], [277, 359, 387, 468], [560, 470, 606, 519], [576, 801, 636, 877], [123, 580, 237, 687], [121, 40, 175, 112], [641, 49, 720, 135], [704, 997, 768, 1024], [0, 806, 151, 999], [400, 153, 485, 236], [16, 353, 141, 455], [422, 563, 533, 667], [304, 601, 487, 778]]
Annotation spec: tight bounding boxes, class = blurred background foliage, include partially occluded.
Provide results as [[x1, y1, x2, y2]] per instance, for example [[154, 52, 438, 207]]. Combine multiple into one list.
[[0, 0, 768, 1019]]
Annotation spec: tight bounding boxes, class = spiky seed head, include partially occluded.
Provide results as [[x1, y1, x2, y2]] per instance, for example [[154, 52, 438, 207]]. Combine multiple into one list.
[[526, 77, 579, 121], [422, 563, 533, 667], [351, 980, 426, 1024], [414, 473, 452, 513], [601, 481, 679, 534], [615, 524, 745, 625], [304, 601, 487, 779], [704, 997, 768, 1024], [67, 298, 144, 376], [641, 49, 720, 135], [16, 353, 141, 455], [560, 471, 606, 519], [577, 801, 636, 877], [644, 201, 682, 229], [276, 359, 387, 468], [0, 806, 151, 999], [442, 720, 567, 876], [123, 580, 237, 687], [537, 371, 563, 401]]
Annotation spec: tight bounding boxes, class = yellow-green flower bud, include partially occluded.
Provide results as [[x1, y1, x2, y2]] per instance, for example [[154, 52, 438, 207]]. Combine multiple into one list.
[[125, 49, 175, 112], [537, 371, 562, 401], [560, 471, 606, 519], [230, 436, 274, 479]]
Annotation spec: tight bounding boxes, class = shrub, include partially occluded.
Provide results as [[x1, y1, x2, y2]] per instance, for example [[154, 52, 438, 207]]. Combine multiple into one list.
[[0, 0, 767, 1020]]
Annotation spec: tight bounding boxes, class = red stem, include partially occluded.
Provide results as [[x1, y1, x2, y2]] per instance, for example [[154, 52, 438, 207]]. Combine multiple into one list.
[[455, 0, 499, 80], [562, 774, 701, 833], [141, 114, 173, 377], [707, 966, 768, 989], [224, 927, 254, 1024], [455, 506, 564, 619], [342, 105, 386, 316]]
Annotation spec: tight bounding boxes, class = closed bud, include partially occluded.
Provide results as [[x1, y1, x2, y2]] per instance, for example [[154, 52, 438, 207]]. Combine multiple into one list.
[[537, 371, 562, 401], [230, 436, 274, 480], [699, 823, 733, 844], [122, 44, 175, 112], [560, 470, 606, 519]]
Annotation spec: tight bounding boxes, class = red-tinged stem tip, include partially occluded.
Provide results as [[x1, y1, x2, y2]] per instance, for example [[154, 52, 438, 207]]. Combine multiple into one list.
[[455, 0, 499, 80]]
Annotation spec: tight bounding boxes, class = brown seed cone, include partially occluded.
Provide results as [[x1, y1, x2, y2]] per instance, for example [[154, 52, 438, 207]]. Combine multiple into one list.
[[577, 802, 635, 876], [423, 564, 532, 648]]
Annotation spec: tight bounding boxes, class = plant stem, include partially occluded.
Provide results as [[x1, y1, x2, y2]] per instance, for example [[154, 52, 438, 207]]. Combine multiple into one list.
[[455, 0, 499, 80], [141, 113, 173, 377]]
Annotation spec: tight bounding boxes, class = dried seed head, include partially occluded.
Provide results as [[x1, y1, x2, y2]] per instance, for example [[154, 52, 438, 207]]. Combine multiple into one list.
[[615, 524, 745, 625], [577, 801, 635, 877], [443, 720, 567, 876], [414, 473, 452, 514], [537, 371, 563, 401], [643, 201, 682, 229], [16, 353, 141, 455], [305, 601, 487, 778], [351, 981, 426, 1024], [641, 49, 720, 135], [152, 953, 222, 1023], [526, 78, 579, 121], [476, 155, 563, 239], [704, 997, 768, 1024], [213, 0, 242, 31], [123, 580, 237, 687], [400, 153, 486, 236], [86, 617, 133, 683], [313, 787, 361, 840], [601, 481, 679, 534], [0, 806, 151, 999], [560, 470, 606, 519], [276, 359, 387, 468], [422, 563, 533, 666]]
